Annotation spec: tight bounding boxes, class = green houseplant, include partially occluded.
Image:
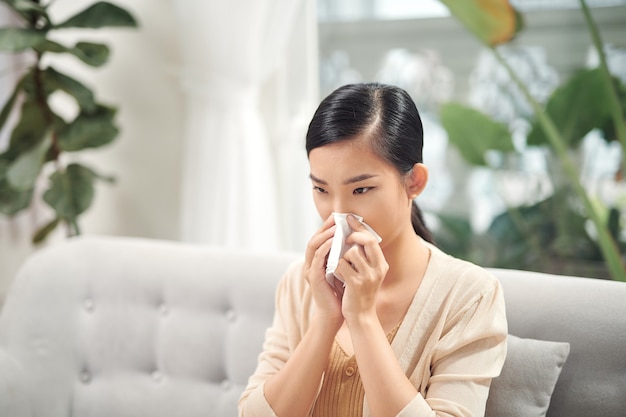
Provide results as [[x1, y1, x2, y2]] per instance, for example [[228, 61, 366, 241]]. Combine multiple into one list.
[[0, 0, 138, 242], [435, 0, 626, 281]]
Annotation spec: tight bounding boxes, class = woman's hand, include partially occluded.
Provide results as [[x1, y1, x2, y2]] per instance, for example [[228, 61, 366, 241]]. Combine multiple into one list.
[[303, 214, 343, 330], [334, 214, 389, 322]]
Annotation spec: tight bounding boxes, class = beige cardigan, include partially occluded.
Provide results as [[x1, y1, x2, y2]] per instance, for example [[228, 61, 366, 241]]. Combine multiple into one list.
[[239, 242, 508, 417]]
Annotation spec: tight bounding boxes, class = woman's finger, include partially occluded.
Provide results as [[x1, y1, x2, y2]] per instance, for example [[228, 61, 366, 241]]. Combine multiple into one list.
[[310, 232, 335, 272], [304, 215, 336, 264], [341, 244, 368, 274], [345, 215, 382, 263]]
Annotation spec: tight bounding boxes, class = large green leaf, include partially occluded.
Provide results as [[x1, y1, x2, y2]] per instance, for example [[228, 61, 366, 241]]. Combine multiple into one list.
[[432, 213, 474, 259], [0, 159, 34, 215], [8, 99, 49, 157], [2, 0, 49, 23], [35, 40, 110, 67], [43, 163, 95, 221], [438, 0, 522, 46], [57, 105, 119, 151], [33, 39, 66, 53], [9, 0, 47, 14], [17, 67, 39, 99], [43, 67, 97, 113], [81, 164, 115, 184], [0, 78, 22, 131], [6, 136, 51, 190], [72, 42, 110, 67], [599, 76, 626, 143], [527, 68, 613, 147], [440, 102, 515, 166], [0, 28, 46, 52], [486, 189, 601, 268], [0, 158, 8, 180], [0, 180, 33, 215], [55, 2, 138, 29]]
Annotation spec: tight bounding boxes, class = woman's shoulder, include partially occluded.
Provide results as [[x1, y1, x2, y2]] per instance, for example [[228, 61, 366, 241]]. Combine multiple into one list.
[[282, 257, 306, 280], [275, 257, 309, 297], [425, 241, 500, 296], [419, 243, 506, 334], [273, 257, 318, 327]]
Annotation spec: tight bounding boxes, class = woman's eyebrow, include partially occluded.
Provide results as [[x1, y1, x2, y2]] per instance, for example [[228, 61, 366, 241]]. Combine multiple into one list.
[[309, 173, 327, 185], [343, 174, 377, 184], [309, 173, 378, 185]]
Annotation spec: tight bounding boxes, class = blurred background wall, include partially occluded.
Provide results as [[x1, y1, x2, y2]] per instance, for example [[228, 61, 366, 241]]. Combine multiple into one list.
[[1, 0, 625, 303], [0, 0, 320, 305], [0, 1, 185, 303]]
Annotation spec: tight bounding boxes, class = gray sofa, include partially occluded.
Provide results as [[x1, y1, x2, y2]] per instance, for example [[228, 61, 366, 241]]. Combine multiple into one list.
[[0, 236, 624, 417]]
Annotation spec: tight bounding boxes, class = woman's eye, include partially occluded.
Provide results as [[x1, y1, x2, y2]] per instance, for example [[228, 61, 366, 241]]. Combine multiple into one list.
[[313, 186, 327, 194], [354, 187, 372, 194]]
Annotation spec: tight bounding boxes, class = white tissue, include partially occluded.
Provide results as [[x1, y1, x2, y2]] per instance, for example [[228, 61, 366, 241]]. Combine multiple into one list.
[[325, 212, 382, 287]]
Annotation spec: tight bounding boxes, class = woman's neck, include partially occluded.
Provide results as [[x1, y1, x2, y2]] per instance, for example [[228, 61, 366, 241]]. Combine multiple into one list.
[[374, 229, 430, 333], [381, 229, 430, 289]]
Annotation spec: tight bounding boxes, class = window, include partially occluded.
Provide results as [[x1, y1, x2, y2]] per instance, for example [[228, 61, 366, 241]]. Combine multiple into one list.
[[317, 1, 626, 236]]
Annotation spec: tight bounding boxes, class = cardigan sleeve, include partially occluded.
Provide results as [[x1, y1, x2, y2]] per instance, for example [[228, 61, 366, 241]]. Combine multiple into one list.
[[398, 275, 508, 417], [238, 261, 306, 417]]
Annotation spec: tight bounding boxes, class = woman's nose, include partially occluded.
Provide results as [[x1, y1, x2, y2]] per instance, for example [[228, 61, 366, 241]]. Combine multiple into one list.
[[332, 198, 352, 215]]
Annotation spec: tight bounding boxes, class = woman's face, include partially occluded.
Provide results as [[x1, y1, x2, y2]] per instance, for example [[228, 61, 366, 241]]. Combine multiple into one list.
[[308, 137, 415, 247]]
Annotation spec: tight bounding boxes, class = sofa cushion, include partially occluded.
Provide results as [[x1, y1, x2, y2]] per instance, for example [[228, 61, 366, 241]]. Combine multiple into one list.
[[486, 334, 570, 417], [491, 267, 626, 417], [0, 236, 299, 417]]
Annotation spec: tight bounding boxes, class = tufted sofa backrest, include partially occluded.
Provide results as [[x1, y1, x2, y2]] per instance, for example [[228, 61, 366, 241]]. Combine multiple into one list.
[[0, 236, 299, 417], [490, 267, 626, 417], [3, 236, 625, 417]]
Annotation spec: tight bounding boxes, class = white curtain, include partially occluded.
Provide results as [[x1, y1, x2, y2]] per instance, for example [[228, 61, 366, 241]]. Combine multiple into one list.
[[0, 5, 16, 152], [174, 0, 319, 250]]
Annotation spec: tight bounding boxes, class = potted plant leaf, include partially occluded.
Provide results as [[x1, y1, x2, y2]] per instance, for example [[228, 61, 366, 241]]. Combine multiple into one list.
[[0, 0, 138, 243], [435, 0, 626, 281]]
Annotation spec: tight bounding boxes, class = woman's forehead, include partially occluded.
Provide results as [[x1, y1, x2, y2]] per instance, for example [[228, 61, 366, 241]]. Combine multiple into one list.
[[308, 139, 396, 182]]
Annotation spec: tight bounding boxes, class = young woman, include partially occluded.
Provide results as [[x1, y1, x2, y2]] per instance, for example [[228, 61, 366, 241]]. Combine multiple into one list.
[[239, 83, 507, 417]]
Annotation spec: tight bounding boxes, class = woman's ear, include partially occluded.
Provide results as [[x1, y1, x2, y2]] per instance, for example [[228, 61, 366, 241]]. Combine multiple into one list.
[[406, 163, 428, 199]]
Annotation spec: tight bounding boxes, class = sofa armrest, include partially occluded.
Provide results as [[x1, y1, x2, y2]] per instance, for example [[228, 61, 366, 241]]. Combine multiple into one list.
[[0, 348, 31, 417]]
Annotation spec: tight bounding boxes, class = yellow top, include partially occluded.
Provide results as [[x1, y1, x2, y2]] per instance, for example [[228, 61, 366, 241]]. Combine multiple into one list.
[[311, 322, 402, 417]]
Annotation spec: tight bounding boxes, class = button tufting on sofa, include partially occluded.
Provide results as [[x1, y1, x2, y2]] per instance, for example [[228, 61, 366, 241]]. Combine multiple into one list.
[[221, 379, 232, 390], [225, 308, 237, 322], [151, 370, 164, 383], [80, 370, 91, 384], [83, 298, 95, 313], [3, 236, 621, 417]]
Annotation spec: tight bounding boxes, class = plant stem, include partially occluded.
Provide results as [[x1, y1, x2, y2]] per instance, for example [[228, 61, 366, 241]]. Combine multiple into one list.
[[579, 0, 626, 178], [71, 217, 81, 236], [491, 47, 626, 282]]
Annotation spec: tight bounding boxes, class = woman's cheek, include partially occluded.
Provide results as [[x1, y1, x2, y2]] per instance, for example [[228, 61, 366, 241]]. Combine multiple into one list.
[[313, 194, 331, 220]]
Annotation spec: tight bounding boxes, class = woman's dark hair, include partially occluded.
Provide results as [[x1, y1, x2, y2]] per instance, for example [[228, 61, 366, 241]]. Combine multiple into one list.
[[306, 82, 433, 244]]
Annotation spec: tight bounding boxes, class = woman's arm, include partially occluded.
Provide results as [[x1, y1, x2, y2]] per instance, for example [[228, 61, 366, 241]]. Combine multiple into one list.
[[240, 269, 342, 417], [347, 279, 507, 417], [240, 214, 344, 417], [263, 315, 340, 416], [266, 215, 345, 416], [336, 216, 418, 416], [349, 315, 419, 417]]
